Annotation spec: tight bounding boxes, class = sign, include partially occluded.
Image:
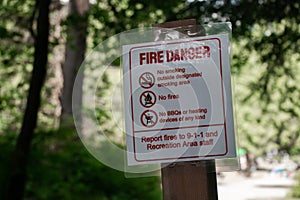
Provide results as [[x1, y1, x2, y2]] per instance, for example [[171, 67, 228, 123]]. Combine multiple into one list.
[[123, 34, 236, 165]]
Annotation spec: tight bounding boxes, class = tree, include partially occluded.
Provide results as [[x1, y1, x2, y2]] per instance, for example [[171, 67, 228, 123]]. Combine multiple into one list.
[[0, 0, 36, 133], [88, 0, 184, 46], [60, 0, 89, 128], [1, 0, 299, 198], [4, 0, 51, 199]]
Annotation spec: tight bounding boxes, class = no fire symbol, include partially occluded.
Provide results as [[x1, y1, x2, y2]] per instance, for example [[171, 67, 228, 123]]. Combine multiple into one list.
[[140, 91, 156, 108]]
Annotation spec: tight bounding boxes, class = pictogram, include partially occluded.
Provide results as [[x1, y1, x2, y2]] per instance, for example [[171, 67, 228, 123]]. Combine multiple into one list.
[[139, 72, 155, 89], [140, 110, 158, 127], [140, 91, 156, 108]]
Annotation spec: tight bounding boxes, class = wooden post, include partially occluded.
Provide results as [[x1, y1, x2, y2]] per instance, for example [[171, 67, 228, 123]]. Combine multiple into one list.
[[161, 161, 218, 200], [153, 20, 218, 200]]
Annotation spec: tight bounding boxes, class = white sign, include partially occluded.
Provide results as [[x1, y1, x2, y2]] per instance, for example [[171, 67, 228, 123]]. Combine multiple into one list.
[[123, 34, 236, 165]]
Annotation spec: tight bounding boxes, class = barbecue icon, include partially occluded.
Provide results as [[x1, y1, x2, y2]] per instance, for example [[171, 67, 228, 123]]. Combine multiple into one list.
[[140, 110, 158, 127], [145, 113, 154, 125]]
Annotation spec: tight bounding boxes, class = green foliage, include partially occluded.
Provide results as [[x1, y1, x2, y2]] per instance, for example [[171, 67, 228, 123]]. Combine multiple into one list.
[[0, 0, 36, 132], [232, 21, 300, 154], [291, 171, 300, 198], [175, 1, 300, 155], [0, 129, 162, 199], [233, 39, 300, 155], [0, 134, 16, 198], [0, 0, 66, 134], [88, 0, 184, 47], [1, 0, 300, 198]]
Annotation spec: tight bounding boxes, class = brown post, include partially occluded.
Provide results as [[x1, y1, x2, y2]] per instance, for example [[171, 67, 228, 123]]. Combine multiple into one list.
[[153, 19, 218, 200], [161, 161, 218, 200]]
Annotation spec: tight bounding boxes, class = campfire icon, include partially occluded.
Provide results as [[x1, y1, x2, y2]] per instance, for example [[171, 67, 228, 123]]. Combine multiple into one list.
[[144, 93, 152, 105], [140, 91, 156, 108]]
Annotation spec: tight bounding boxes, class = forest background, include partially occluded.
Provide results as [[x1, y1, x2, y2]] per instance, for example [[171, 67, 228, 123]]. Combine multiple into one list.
[[0, 0, 299, 199]]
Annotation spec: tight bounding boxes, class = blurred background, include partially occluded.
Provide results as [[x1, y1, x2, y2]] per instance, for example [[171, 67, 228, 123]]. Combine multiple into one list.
[[0, 0, 300, 199]]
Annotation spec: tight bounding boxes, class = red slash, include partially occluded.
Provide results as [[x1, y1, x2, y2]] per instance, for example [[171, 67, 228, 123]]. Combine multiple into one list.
[[139, 72, 155, 89], [140, 110, 158, 127]]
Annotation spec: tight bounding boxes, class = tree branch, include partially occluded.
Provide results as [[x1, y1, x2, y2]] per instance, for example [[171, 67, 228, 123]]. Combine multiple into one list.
[[28, 0, 39, 40]]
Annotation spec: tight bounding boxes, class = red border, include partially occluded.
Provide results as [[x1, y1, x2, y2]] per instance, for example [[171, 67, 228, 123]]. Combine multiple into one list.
[[128, 37, 229, 163]]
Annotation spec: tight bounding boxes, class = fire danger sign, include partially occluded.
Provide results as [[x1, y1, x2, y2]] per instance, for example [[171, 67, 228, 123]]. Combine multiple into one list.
[[122, 34, 236, 165]]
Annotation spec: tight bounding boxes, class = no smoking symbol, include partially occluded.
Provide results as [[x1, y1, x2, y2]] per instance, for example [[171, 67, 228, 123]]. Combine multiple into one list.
[[140, 91, 156, 108], [140, 110, 158, 128], [139, 72, 155, 89]]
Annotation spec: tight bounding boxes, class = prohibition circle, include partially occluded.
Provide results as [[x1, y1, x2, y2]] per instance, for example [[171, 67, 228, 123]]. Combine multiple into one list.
[[140, 110, 158, 128], [139, 91, 156, 108], [139, 72, 155, 89]]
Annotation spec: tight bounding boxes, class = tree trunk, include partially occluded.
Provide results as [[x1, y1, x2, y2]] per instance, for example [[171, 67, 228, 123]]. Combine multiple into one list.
[[60, 0, 89, 128], [4, 0, 51, 199]]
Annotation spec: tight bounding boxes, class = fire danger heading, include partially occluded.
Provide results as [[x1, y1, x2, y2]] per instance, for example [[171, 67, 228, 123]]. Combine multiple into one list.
[[139, 46, 210, 66]]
